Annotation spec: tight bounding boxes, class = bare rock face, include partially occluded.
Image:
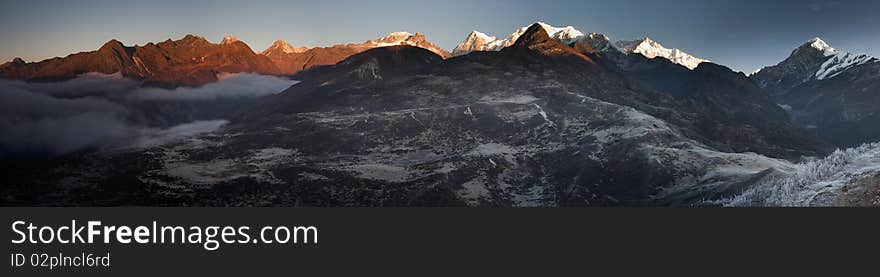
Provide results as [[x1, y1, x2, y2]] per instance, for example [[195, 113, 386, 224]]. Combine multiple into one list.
[[0, 35, 281, 87]]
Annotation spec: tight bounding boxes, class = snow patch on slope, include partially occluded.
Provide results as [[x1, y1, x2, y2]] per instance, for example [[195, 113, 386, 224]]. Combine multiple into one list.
[[815, 52, 875, 80], [806, 37, 877, 81]]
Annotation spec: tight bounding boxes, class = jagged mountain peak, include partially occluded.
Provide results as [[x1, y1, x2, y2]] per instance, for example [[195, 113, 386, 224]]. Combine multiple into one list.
[[261, 40, 308, 55], [256, 30, 449, 76], [451, 22, 704, 70], [534, 22, 585, 43], [754, 37, 878, 91], [0, 57, 27, 69], [569, 32, 617, 54], [511, 23, 553, 46], [0, 33, 280, 86], [369, 31, 450, 58], [99, 39, 126, 50], [172, 34, 211, 47], [180, 34, 208, 43], [220, 35, 240, 45], [452, 22, 588, 57], [614, 37, 708, 70], [501, 23, 597, 66], [372, 31, 423, 46], [750, 38, 880, 148], [584, 33, 614, 51], [379, 31, 415, 42], [802, 37, 837, 56], [452, 31, 497, 56], [468, 30, 495, 41], [614, 37, 651, 52]]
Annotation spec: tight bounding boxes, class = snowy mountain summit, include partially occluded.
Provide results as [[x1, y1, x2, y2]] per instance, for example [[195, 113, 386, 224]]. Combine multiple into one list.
[[805, 37, 837, 56], [220, 35, 240, 45], [261, 40, 308, 55], [368, 31, 451, 58], [453, 31, 498, 54], [750, 37, 880, 148], [805, 37, 876, 80], [614, 37, 708, 70], [452, 22, 708, 70], [452, 22, 585, 56], [754, 37, 877, 88]]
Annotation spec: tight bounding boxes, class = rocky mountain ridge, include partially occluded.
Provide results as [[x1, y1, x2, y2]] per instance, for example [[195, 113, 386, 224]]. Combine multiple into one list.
[[751, 37, 880, 147]]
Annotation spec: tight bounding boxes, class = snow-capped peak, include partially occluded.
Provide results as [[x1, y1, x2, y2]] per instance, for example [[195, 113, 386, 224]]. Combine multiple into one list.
[[451, 31, 497, 56], [535, 22, 585, 44], [614, 37, 708, 70], [371, 32, 419, 47], [382, 32, 414, 42], [368, 31, 450, 58], [261, 40, 308, 55], [452, 22, 588, 56], [451, 22, 707, 69], [807, 37, 837, 56], [500, 22, 586, 47], [801, 37, 876, 80], [753, 37, 878, 87], [469, 30, 496, 44], [220, 35, 239, 45]]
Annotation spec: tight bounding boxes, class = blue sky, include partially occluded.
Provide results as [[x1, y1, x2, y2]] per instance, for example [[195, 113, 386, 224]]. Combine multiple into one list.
[[2, 0, 879, 72]]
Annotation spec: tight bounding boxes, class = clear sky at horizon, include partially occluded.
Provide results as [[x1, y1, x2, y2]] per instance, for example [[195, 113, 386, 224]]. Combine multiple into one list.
[[2, 0, 879, 72]]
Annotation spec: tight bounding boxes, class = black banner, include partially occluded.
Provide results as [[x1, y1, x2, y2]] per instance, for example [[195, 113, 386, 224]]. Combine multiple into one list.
[[2, 208, 878, 276]]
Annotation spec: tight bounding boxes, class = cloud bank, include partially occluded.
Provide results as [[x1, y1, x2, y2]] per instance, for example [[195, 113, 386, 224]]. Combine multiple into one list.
[[130, 73, 298, 101], [0, 73, 297, 158]]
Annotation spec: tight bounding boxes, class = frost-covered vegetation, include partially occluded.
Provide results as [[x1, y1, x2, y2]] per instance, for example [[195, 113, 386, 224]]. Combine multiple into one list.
[[719, 142, 880, 207]]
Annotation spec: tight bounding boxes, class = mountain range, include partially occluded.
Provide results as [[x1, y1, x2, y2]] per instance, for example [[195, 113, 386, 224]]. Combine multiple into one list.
[[0, 35, 280, 87], [1, 22, 879, 207], [0, 31, 449, 87], [1, 23, 704, 86], [451, 22, 708, 70]]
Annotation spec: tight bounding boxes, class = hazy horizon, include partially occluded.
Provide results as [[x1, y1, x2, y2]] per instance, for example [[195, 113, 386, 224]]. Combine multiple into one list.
[[2, 0, 880, 72]]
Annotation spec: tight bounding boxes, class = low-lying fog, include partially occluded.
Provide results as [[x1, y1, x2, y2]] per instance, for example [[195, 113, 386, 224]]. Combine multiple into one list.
[[0, 73, 298, 158]]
